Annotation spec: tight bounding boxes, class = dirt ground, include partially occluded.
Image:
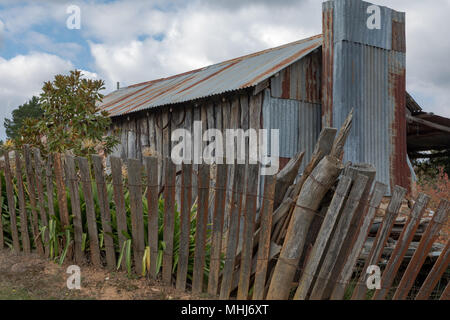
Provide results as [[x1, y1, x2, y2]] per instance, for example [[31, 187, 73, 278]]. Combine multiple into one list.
[[0, 250, 203, 300]]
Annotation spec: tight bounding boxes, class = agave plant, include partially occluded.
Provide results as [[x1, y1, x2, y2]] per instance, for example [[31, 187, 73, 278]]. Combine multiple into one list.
[[1, 164, 221, 286]]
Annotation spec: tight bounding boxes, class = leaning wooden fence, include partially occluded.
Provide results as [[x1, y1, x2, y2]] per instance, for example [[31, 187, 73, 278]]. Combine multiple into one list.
[[0, 122, 448, 300]]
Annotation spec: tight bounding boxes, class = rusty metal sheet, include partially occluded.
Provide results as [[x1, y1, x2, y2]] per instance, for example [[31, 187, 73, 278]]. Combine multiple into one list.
[[270, 50, 321, 104], [332, 0, 395, 50], [322, 0, 409, 194], [99, 35, 322, 117]]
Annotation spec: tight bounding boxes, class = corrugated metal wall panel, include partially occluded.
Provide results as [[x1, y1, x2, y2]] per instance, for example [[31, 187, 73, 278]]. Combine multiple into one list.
[[333, 42, 392, 190], [262, 89, 321, 173], [324, 0, 408, 194], [333, 0, 393, 50], [270, 50, 322, 104]]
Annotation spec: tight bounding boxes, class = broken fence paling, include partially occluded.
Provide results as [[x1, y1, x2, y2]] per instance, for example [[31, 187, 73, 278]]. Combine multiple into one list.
[[0, 131, 448, 300]]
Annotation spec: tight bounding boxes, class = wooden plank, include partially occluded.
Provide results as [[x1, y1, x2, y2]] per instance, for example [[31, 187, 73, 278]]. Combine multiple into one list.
[[176, 163, 192, 290], [237, 164, 259, 300], [393, 199, 449, 300], [15, 151, 30, 254], [406, 115, 450, 134], [127, 118, 137, 160], [45, 157, 56, 220], [323, 164, 376, 298], [351, 185, 407, 300], [272, 127, 337, 244], [33, 148, 50, 256], [92, 155, 116, 270], [253, 174, 277, 300], [23, 146, 44, 255], [54, 153, 70, 228], [309, 174, 369, 300], [162, 111, 170, 177], [219, 163, 245, 300], [162, 158, 176, 284], [207, 163, 228, 296], [294, 176, 353, 300], [110, 156, 128, 270], [266, 156, 345, 300], [372, 193, 430, 300], [192, 163, 210, 293], [3, 153, 20, 252], [127, 158, 146, 275], [415, 240, 450, 300], [440, 281, 450, 300], [145, 156, 159, 278], [330, 182, 387, 300], [64, 154, 85, 264], [77, 157, 102, 267]]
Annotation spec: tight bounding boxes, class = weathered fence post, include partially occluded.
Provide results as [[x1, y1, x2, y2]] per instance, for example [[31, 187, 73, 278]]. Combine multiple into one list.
[[237, 164, 260, 300], [23, 145, 44, 255], [192, 163, 210, 293], [127, 158, 146, 275], [253, 174, 277, 300], [372, 193, 430, 300], [309, 174, 369, 300], [54, 153, 70, 229], [162, 158, 176, 285], [3, 152, 20, 252], [294, 176, 353, 300], [393, 199, 449, 300], [145, 156, 159, 279], [33, 148, 50, 257], [322, 164, 376, 298], [207, 163, 228, 296], [15, 151, 30, 254], [415, 240, 449, 300], [77, 157, 102, 267], [92, 155, 116, 270], [351, 185, 407, 300], [220, 163, 245, 300], [65, 154, 85, 264], [267, 111, 353, 300], [330, 182, 387, 300], [176, 163, 192, 290], [110, 156, 128, 271]]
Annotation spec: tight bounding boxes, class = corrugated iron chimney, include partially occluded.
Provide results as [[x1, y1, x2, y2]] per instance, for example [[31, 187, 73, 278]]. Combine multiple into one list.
[[321, 0, 409, 193]]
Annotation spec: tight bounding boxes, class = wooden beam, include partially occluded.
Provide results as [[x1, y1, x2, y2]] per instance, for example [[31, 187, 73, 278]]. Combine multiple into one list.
[[407, 115, 450, 134]]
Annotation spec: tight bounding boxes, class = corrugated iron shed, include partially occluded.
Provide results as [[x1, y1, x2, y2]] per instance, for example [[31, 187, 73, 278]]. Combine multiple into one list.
[[99, 35, 322, 117]]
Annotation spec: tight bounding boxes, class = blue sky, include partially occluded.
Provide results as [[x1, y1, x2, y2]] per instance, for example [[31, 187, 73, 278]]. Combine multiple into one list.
[[0, 0, 449, 141]]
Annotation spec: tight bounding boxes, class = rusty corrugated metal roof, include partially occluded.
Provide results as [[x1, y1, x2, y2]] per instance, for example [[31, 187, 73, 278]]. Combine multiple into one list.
[[99, 34, 322, 117]]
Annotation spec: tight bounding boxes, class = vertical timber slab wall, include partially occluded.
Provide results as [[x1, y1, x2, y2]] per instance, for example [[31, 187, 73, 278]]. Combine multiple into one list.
[[322, 0, 409, 193]]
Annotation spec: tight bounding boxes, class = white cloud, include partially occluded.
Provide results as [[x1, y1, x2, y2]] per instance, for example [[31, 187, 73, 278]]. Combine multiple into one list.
[[0, 52, 73, 139], [86, 0, 320, 88]]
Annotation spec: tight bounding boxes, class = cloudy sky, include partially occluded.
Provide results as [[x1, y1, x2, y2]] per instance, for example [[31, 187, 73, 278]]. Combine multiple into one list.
[[0, 0, 449, 140]]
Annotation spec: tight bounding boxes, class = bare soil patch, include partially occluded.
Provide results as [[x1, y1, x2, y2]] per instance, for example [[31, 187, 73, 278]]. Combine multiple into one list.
[[0, 250, 204, 300]]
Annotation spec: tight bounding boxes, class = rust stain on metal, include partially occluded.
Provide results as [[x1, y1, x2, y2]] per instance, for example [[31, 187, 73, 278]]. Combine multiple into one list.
[[321, 6, 334, 127], [176, 61, 241, 95], [281, 67, 290, 99], [305, 53, 321, 103], [110, 75, 197, 116], [392, 20, 406, 53], [390, 68, 410, 192], [240, 43, 319, 89]]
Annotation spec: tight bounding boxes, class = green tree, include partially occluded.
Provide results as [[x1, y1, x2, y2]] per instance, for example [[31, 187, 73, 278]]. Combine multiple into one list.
[[19, 70, 118, 156], [4, 96, 43, 140]]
